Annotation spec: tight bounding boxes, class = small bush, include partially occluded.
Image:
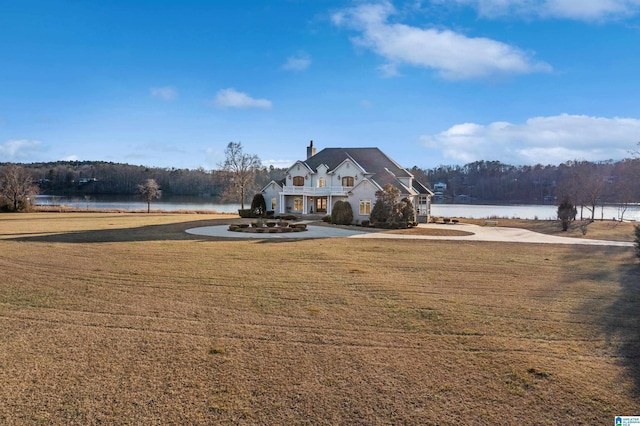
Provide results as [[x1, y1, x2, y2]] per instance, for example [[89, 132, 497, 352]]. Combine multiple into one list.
[[322, 215, 331, 223], [238, 209, 254, 218], [275, 214, 297, 221], [361, 220, 370, 227], [635, 225, 640, 258], [331, 200, 353, 225]]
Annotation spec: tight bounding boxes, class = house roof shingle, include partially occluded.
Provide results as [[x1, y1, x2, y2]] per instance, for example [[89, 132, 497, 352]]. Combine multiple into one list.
[[301, 147, 432, 195], [303, 148, 411, 178]]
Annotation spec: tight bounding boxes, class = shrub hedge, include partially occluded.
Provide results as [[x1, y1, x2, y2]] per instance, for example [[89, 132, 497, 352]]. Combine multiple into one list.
[[331, 200, 353, 225]]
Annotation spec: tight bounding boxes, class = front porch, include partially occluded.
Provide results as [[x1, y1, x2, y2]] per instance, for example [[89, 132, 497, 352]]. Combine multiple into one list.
[[279, 193, 348, 215]]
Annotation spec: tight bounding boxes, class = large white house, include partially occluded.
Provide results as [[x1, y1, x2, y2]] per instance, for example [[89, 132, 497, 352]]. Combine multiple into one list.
[[261, 141, 433, 224]]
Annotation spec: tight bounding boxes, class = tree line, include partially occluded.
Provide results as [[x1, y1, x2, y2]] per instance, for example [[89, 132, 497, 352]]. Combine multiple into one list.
[[6, 160, 285, 198], [2, 144, 640, 218], [411, 158, 640, 219], [0, 142, 287, 212]]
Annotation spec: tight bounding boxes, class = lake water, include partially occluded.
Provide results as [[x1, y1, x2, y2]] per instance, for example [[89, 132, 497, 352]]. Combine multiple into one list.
[[34, 195, 640, 221], [35, 195, 243, 214]]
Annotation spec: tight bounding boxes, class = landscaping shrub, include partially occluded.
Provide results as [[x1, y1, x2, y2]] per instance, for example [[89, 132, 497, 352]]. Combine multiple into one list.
[[322, 215, 331, 223], [331, 200, 353, 225], [251, 193, 267, 217], [399, 197, 415, 222], [370, 199, 390, 226], [275, 214, 297, 221], [361, 219, 370, 227], [557, 196, 577, 231], [238, 209, 254, 218]]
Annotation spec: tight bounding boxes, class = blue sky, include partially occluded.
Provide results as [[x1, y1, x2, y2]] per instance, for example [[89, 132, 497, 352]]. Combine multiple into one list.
[[1, 0, 640, 170]]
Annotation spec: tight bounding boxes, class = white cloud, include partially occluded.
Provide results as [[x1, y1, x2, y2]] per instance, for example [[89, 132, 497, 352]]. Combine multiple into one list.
[[377, 63, 400, 77], [282, 51, 311, 71], [150, 86, 178, 101], [420, 114, 640, 165], [332, 1, 551, 80], [61, 155, 80, 161], [214, 88, 272, 109], [451, 0, 640, 20], [0, 139, 43, 160], [262, 159, 293, 169]]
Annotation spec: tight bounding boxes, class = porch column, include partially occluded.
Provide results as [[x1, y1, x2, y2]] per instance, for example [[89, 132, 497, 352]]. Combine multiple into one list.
[[279, 193, 285, 214], [327, 195, 332, 215]]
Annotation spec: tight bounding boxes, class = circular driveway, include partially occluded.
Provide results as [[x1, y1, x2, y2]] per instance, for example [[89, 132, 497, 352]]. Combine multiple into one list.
[[186, 223, 633, 246], [186, 224, 369, 239]]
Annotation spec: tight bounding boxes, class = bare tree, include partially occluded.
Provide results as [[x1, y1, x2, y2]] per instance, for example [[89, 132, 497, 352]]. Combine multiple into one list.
[[612, 159, 640, 220], [556, 160, 608, 220], [219, 142, 262, 210], [137, 179, 161, 213], [0, 164, 39, 211]]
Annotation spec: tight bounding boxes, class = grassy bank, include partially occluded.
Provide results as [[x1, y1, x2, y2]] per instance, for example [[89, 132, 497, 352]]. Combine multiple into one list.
[[0, 213, 638, 424]]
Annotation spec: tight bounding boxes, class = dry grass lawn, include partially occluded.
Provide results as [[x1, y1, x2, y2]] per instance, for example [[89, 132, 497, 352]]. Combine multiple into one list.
[[1, 213, 639, 424]]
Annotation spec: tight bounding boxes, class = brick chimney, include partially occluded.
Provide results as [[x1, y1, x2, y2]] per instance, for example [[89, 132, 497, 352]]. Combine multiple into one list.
[[307, 140, 316, 159]]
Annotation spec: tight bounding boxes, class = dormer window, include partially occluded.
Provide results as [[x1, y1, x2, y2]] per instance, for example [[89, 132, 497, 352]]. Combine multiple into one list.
[[318, 177, 326, 188], [293, 176, 304, 186]]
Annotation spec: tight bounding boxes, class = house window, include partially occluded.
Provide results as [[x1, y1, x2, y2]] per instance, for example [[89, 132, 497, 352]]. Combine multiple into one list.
[[271, 197, 276, 211], [293, 176, 304, 186], [318, 177, 326, 187], [294, 198, 303, 211], [359, 200, 371, 215], [342, 176, 354, 187]]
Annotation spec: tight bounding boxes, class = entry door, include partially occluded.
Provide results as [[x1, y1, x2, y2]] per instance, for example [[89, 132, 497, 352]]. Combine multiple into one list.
[[316, 197, 327, 212]]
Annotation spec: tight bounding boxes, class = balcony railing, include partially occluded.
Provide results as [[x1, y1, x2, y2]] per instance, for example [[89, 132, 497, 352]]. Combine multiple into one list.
[[281, 186, 352, 196]]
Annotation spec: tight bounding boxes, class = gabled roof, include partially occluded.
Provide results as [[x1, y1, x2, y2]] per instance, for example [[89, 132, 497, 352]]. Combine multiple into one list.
[[301, 147, 430, 195], [412, 179, 434, 196], [286, 160, 314, 174], [260, 179, 283, 193], [304, 148, 412, 179]]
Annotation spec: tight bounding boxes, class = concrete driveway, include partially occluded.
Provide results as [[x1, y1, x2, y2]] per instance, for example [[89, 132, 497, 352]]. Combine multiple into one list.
[[186, 223, 633, 247]]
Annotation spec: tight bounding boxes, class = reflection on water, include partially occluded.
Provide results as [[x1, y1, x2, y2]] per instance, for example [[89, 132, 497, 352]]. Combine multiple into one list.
[[34, 195, 640, 220], [35, 195, 242, 213]]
